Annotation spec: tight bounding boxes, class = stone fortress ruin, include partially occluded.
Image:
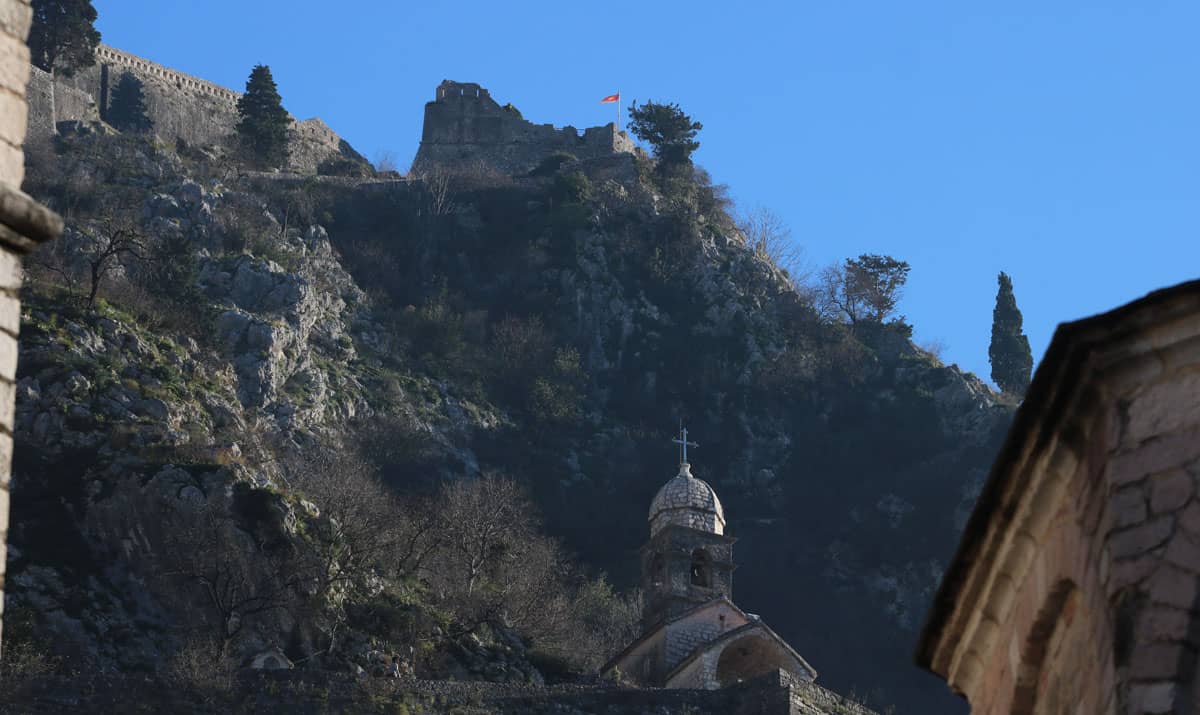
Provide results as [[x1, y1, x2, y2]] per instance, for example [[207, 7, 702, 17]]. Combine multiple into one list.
[[410, 80, 637, 176]]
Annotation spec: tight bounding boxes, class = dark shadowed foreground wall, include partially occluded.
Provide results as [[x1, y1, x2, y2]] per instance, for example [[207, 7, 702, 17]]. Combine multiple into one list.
[[0, 0, 62, 652]]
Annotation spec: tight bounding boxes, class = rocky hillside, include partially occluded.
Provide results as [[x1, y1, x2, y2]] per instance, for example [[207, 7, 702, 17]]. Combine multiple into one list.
[[4, 125, 1010, 712]]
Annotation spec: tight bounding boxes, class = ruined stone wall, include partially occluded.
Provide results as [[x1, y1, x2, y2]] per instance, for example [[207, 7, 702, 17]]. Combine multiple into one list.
[[0, 0, 62, 652], [26, 45, 363, 174], [410, 80, 636, 176]]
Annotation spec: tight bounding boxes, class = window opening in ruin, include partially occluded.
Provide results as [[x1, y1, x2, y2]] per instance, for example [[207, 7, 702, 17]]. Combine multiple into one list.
[[690, 549, 711, 587]]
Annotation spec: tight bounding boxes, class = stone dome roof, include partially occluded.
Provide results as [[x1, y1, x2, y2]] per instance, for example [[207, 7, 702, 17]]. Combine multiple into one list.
[[648, 463, 726, 537]]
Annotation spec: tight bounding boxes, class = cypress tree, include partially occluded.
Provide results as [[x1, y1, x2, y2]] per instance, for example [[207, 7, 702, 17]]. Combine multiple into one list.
[[235, 65, 291, 169], [989, 271, 1033, 396], [107, 72, 152, 133], [29, 0, 101, 76]]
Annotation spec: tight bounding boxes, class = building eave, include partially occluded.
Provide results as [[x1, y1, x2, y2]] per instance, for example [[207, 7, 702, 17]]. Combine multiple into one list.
[[915, 279, 1200, 692]]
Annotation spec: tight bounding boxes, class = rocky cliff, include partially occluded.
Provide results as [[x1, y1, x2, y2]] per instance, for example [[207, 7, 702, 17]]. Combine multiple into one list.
[[4, 122, 1009, 712]]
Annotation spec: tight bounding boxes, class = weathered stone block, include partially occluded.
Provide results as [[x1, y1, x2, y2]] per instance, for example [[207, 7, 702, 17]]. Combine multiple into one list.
[[0, 292, 17, 335], [1108, 515, 1174, 560], [1108, 427, 1200, 487], [1130, 682, 1177, 714], [1111, 485, 1148, 528], [0, 38, 26, 96], [1148, 564, 1199, 610], [0, 87, 26, 149], [1126, 370, 1200, 444], [1139, 605, 1190, 642], [1164, 527, 1200, 573], [1151, 469, 1195, 514], [1178, 501, 1200, 535], [0, 0, 30, 41]]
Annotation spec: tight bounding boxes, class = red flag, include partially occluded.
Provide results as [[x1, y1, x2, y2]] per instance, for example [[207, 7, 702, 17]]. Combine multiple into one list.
[[600, 93, 620, 104]]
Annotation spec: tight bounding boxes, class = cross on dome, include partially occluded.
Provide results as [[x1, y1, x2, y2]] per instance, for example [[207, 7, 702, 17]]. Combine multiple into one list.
[[672, 425, 698, 466]]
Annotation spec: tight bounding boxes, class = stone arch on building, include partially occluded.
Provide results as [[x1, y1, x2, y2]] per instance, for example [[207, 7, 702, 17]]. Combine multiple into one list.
[[715, 632, 798, 688], [1011, 580, 1081, 715]]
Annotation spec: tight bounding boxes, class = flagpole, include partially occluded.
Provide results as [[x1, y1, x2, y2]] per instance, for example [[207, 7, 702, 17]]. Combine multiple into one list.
[[616, 89, 620, 131]]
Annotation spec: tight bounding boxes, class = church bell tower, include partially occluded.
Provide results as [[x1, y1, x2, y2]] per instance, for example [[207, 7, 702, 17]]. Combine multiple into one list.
[[641, 429, 736, 628]]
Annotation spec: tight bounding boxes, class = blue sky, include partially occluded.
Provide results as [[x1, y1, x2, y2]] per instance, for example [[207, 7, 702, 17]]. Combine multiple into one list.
[[93, 1, 1200, 384]]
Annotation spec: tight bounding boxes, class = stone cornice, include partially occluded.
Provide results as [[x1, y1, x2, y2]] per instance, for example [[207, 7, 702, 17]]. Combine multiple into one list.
[[0, 184, 60, 254], [916, 280, 1200, 695]]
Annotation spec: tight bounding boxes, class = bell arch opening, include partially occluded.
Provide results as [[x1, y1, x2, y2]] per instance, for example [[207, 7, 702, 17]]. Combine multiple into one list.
[[690, 549, 711, 587]]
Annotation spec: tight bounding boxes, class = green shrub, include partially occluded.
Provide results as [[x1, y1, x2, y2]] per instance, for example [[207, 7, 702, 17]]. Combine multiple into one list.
[[527, 152, 576, 178]]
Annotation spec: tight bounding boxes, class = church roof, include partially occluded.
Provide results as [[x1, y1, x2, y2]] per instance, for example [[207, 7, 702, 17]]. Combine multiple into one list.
[[662, 619, 818, 686], [601, 596, 743, 677], [648, 462, 725, 537]]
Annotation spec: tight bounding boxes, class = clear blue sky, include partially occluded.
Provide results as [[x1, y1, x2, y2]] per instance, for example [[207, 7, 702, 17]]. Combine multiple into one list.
[[94, 1, 1200, 384]]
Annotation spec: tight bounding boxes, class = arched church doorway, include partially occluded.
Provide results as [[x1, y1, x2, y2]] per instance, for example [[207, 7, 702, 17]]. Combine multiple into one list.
[[715, 633, 793, 687]]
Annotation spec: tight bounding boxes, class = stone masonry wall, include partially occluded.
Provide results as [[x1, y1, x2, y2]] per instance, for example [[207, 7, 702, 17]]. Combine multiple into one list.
[[947, 310, 1200, 715], [410, 80, 636, 176], [0, 0, 62, 654], [963, 407, 1115, 715], [1096, 343, 1200, 713], [26, 45, 363, 174]]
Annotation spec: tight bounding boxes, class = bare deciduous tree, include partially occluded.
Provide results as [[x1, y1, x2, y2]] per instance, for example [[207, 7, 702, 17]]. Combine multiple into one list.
[[418, 170, 456, 217], [738, 206, 809, 286], [81, 214, 144, 309], [158, 503, 299, 658]]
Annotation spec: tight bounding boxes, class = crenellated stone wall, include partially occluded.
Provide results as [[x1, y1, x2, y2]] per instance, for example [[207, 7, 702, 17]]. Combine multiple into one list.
[[0, 0, 62, 655], [26, 44, 365, 175], [410, 79, 636, 176]]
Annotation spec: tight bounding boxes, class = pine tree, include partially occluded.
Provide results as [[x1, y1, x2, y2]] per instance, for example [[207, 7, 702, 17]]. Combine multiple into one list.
[[626, 101, 702, 166], [989, 271, 1033, 396], [107, 72, 152, 133], [29, 0, 100, 77], [235, 65, 291, 169]]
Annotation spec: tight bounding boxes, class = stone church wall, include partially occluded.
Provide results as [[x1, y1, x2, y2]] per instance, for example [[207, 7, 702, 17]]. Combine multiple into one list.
[[919, 282, 1200, 715]]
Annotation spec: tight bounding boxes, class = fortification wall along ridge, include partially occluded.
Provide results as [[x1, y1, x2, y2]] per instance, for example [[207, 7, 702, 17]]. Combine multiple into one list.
[[411, 80, 637, 176], [94, 45, 240, 108], [26, 45, 364, 175]]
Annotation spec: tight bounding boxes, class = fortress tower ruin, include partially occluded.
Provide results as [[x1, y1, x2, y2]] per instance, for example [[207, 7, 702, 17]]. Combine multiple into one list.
[[410, 80, 636, 176]]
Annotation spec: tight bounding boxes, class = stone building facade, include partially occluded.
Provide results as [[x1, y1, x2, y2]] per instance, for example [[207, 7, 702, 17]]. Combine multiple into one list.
[[604, 459, 818, 691], [0, 0, 63, 649], [410, 80, 637, 176], [917, 279, 1200, 714]]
